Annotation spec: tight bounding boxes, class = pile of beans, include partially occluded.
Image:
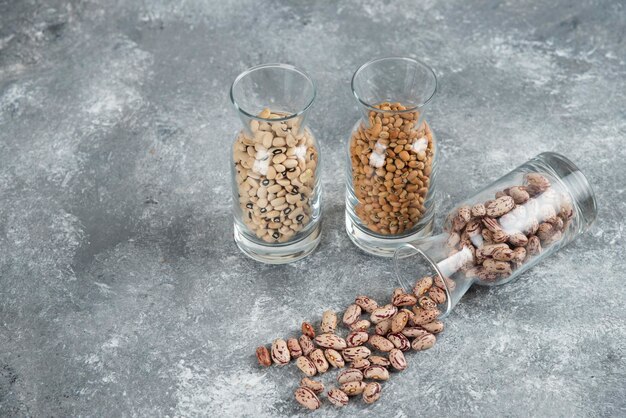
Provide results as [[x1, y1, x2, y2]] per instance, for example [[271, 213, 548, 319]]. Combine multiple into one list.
[[349, 102, 434, 235], [255, 274, 453, 410], [233, 109, 318, 243]]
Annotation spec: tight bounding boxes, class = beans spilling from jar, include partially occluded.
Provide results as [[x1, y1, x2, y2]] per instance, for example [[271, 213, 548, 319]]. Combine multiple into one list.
[[255, 276, 451, 410], [233, 108, 318, 243], [445, 172, 575, 283], [350, 102, 434, 235]]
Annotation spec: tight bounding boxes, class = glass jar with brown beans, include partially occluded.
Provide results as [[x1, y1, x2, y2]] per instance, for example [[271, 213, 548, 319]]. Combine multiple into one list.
[[345, 57, 439, 257]]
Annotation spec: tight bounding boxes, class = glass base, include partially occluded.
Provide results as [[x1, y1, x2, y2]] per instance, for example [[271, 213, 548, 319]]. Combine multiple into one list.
[[345, 211, 434, 257], [234, 222, 321, 264]]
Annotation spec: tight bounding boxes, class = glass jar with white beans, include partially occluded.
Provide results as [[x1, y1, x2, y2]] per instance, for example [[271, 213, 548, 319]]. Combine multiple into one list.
[[229, 64, 322, 264]]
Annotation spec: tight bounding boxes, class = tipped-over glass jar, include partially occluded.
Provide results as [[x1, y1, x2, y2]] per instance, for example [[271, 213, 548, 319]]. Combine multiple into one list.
[[394, 152, 597, 316], [229, 64, 322, 264], [345, 57, 439, 257]]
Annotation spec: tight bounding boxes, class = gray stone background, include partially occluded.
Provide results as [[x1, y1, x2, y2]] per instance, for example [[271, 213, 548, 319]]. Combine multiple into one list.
[[1, 0, 625, 416]]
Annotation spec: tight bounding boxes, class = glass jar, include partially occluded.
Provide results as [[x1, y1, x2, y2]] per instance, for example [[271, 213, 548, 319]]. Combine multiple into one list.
[[394, 152, 597, 316], [229, 64, 322, 263], [345, 57, 439, 257]]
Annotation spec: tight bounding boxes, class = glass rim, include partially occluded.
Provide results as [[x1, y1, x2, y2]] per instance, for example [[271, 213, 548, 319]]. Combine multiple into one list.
[[351, 56, 438, 114], [229, 63, 317, 123], [394, 242, 452, 317], [535, 151, 598, 231]]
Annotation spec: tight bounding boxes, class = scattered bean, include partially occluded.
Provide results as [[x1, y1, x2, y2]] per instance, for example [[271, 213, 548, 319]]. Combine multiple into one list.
[[256, 346, 271, 367], [314, 333, 347, 350], [363, 365, 390, 381], [294, 386, 321, 410], [389, 348, 407, 371], [362, 382, 382, 404], [309, 349, 329, 373], [337, 368, 363, 384], [296, 356, 317, 377], [321, 310, 338, 334], [300, 377, 324, 394], [327, 388, 349, 407], [412, 333, 437, 351], [340, 381, 367, 396], [271, 339, 290, 365], [325, 349, 345, 369]]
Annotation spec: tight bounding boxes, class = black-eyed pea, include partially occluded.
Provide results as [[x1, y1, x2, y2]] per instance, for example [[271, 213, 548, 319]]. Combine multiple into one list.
[[283, 158, 298, 169]]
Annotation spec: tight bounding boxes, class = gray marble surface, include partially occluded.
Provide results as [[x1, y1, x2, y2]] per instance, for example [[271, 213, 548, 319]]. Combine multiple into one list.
[[1, 0, 625, 416]]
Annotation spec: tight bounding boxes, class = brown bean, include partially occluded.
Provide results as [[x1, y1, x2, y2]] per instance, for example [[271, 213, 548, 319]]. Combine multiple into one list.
[[256, 346, 271, 367], [327, 387, 349, 407], [294, 386, 321, 410], [412, 333, 437, 351], [287, 338, 303, 358], [369, 335, 394, 352], [325, 349, 345, 368], [420, 320, 444, 334], [300, 377, 324, 394], [301, 322, 315, 339], [413, 276, 433, 297], [388, 348, 407, 371]]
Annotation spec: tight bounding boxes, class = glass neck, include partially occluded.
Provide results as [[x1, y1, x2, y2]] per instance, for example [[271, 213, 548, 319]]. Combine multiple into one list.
[[529, 152, 597, 235], [238, 110, 309, 138], [394, 233, 476, 318], [357, 103, 426, 131]]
